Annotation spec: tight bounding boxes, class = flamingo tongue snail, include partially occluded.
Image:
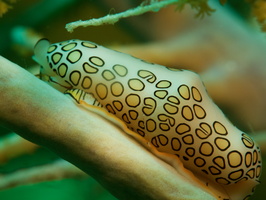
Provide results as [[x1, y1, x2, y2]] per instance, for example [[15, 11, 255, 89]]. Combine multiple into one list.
[[33, 39, 261, 200]]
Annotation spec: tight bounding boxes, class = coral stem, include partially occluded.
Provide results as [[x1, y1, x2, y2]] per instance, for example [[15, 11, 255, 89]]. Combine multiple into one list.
[[65, 0, 179, 32]]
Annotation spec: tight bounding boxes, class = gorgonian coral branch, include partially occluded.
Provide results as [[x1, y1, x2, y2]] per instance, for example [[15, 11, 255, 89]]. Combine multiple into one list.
[[0, 56, 215, 200], [65, 0, 215, 32]]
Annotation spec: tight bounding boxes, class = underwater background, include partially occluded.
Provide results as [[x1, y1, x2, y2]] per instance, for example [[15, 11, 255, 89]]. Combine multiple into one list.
[[0, 0, 265, 199]]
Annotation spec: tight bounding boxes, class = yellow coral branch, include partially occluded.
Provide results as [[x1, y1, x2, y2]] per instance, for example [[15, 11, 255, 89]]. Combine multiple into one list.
[[0, 1, 11, 17], [175, 0, 215, 18], [249, 0, 266, 31]]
